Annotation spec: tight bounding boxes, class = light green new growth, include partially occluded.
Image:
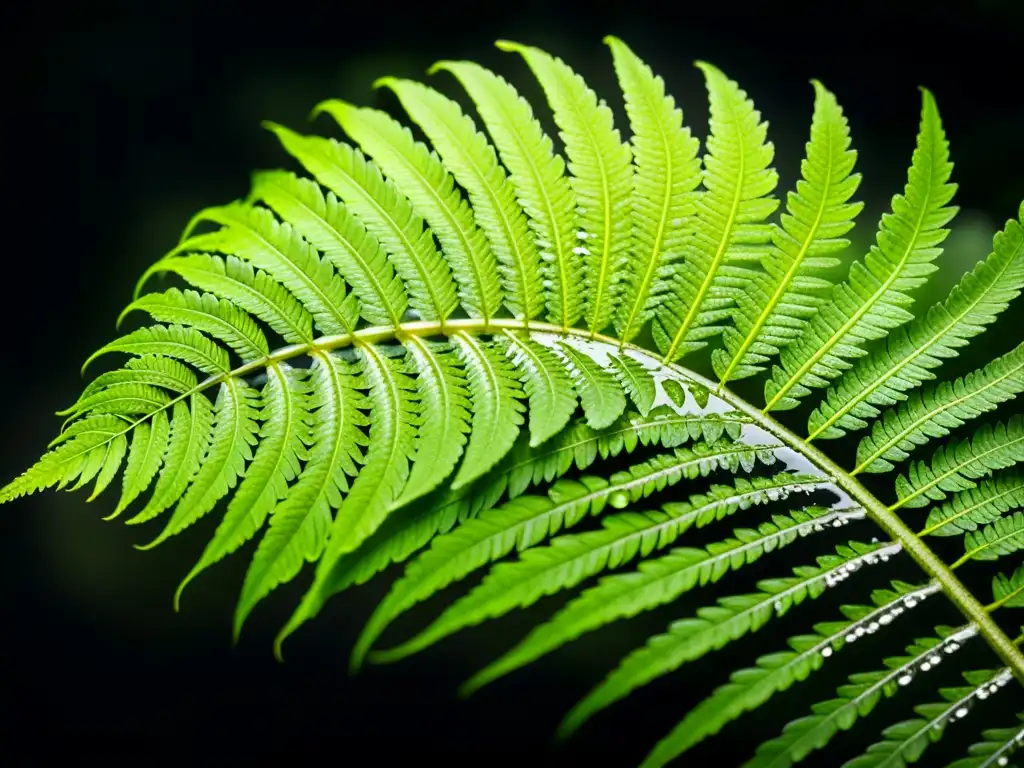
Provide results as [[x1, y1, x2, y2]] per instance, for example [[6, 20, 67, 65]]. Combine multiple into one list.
[[2, 35, 1022, 768]]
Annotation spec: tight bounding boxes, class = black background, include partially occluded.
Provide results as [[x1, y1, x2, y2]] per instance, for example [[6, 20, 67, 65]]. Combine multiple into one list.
[[4, 1, 1024, 764]]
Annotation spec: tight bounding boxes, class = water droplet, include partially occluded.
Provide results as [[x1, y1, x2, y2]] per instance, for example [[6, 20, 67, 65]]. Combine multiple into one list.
[[898, 674, 913, 686], [978, 689, 989, 700], [576, 230, 589, 240], [845, 633, 857, 643], [671, 217, 683, 227], [997, 758, 1008, 767], [879, 613, 894, 626], [867, 622, 879, 634], [774, 600, 784, 612], [608, 491, 630, 509], [904, 597, 918, 608], [821, 647, 833, 658], [955, 706, 969, 719], [921, 662, 931, 672], [929, 655, 940, 666]]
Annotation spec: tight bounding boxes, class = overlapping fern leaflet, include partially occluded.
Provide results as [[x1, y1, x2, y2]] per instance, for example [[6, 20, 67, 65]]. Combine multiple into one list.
[[763, 89, 958, 413], [2, 34, 1023, 768]]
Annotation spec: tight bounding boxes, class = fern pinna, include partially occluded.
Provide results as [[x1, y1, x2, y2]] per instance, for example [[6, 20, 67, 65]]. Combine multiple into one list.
[[4, 35, 1023, 767]]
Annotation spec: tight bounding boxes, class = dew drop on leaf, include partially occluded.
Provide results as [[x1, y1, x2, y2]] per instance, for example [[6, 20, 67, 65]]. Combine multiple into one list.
[[608, 491, 630, 509]]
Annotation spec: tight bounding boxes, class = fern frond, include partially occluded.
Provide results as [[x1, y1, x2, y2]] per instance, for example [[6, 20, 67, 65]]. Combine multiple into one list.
[[746, 625, 978, 768], [922, 470, 1024, 537], [843, 668, 1015, 768], [317, 407, 737, 607], [377, 76, 544, 322], [352, 437, 779, 669], [604, 35, 702, 343], [714, 79, 862, 384], [496, 40, 633, 335], [314, 100, 502, 322], [429, 59, 582, 326], [5, 36, 1024, 768], [463, 492, 861, 695], [894, 416, 1024, 509], [991, 564, 1024, 610], [560, 540, 900, 739], [855, 343, 1024, 475], [956, 511, 1024, 565], [808, 209, 1024, 440], [656, 61, 778, 362], [945, 712, 1024, 768], [764, 89, 958, 412], [265, 123, 459, 322], [388, 474, 830, 668], [641, 582, 941, 765]]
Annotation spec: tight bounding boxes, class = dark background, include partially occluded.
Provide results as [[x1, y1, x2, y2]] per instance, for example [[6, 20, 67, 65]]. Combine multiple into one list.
[[3, 1, 1023, 764]]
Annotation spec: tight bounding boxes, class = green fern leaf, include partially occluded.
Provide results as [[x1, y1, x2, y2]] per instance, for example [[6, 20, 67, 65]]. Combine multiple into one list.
[[656, 61, 778, 362], [714, 79, 862, 384], [233, 352, 366, 639], [463, 480, 849, 694], [125, 396, 213, 526], [265, 123, 458, 322], [320, 407, 728, 608], [843, 668, 1014, 768], [562, 540, 901, 740], [143, 253, 314, 343], [502, 331, 577, 445], [156, 202, 359, 335], [392, 474, 827, 667], [84, 324, 231, 376], [923, 470, 1024, 537], [957, 511, 1024, 564], [809, 209, 1024, 440], [992, 564, 1024, 610], [764, 89, 958, 412], [746, 625, 977, 768], [110, 409, 170, 519], [136, 379, 260, 550], [945, 712, 1024, 768], [604, 35, 702, 343], [641, 581, 941, 765], [315, 100, 502, 322], [354, 438, 778, 669], [855, 342, 1024, 475], [175, 365, 311, 606], [894, 415, 1024, 509], [497, 40, 633, 335], [378, 77, 544, 322], [430, 59, 582, 327], [249, 170, 408, 326]]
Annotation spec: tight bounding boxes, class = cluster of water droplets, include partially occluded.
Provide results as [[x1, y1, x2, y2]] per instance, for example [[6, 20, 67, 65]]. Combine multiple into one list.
[[993, 724, 1024, 767], [822, 542, 903, 592], [931, 667, 1015, 738], [818, 582, 941, 660], [572, 229, 590, 258], [894, 624, 978, 689]]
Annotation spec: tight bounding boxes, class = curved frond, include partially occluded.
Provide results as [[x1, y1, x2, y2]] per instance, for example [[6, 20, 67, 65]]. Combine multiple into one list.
[[4, 36, 1023, 768]]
